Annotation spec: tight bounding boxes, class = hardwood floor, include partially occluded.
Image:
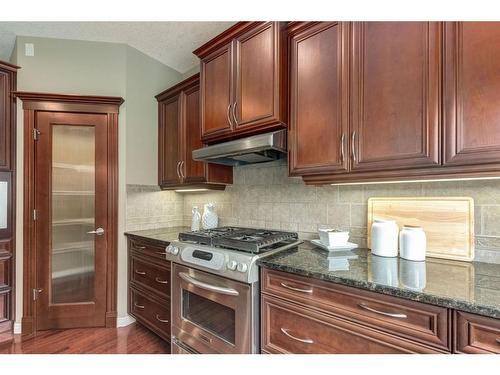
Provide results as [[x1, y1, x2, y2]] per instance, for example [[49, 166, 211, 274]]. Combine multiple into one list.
[[0, 323, 170, 354]]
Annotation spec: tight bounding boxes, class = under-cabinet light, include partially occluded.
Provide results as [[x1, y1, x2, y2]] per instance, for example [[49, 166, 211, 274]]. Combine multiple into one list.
[[174, 188, 210, 193], [330, 176, 500, 186]]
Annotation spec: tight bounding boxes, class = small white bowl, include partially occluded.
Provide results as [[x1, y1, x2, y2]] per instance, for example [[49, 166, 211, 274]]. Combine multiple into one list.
[[318, 228, 350, 247]]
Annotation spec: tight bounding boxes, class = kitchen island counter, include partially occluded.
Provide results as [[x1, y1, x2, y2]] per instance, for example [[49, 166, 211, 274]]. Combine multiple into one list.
[[258, 242, 500, 319]]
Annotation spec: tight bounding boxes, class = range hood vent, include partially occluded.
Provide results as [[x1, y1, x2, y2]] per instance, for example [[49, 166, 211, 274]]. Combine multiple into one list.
[[192, 130, 287, 166]]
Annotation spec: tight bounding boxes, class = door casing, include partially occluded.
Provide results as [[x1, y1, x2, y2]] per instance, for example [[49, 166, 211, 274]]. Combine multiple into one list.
[[15, 91, 123, 338]]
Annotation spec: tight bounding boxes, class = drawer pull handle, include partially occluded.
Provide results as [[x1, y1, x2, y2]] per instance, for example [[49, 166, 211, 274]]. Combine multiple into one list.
[[156, 251, 168, 256], [135, 270, 146, 275], [134, 302, 145, 309], [280, 328, 314, 344], [155, 277, 169, 284], [358, 303, 407, 319], [155, 315, 169, 323], [280, 282, 313, 294], [134, 245, 146, 250]]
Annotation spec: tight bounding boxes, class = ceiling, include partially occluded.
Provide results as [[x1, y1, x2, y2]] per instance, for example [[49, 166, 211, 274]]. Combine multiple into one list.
[[0, 22, 234, 73]]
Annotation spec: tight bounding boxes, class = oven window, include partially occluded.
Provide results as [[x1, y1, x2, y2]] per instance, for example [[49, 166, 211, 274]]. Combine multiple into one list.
[[182, 290, 236, 344]]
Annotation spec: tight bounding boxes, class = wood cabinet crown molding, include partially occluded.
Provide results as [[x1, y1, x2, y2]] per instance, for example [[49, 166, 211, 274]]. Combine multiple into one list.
[[0, 61, 20, 73], [193, 22, 255, 58]]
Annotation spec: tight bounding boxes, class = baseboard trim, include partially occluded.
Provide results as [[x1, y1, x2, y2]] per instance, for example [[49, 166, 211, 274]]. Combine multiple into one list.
[[13, 322, 22, 334], [116, 315, 136, 327]]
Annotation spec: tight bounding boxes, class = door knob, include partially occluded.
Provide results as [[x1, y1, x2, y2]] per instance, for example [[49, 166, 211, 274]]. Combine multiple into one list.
[[87, 227, 105, 236]]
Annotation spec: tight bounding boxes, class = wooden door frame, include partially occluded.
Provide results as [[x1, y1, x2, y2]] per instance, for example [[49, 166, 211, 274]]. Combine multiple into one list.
[[14, 92, 124, 337]]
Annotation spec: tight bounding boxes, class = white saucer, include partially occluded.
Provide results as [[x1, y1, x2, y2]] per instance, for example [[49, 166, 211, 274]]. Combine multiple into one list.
[[310, 239, 358, 252]]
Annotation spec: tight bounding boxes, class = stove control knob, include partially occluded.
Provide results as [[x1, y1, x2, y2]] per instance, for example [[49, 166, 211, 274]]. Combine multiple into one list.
[[166, 245, 173, 254], [171, 246, 179, 255], [227, 260, 238, 271], [236, 263, 248, 273]]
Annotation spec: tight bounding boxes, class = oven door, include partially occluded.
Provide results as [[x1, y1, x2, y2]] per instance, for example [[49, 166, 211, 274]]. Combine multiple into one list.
[[172, 263, 252, 354]]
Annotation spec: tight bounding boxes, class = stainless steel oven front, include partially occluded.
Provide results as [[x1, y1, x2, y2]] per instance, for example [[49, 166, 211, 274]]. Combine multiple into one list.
[[171, 263, 259, 354]]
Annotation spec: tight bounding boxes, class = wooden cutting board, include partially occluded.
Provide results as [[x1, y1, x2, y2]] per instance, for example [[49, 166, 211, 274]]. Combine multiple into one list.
[[367, 197, 475, 261]]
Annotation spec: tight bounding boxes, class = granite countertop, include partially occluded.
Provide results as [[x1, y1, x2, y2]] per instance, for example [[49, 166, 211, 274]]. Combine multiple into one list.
[[124, 226, 189, 246], [258, 242, 500, 319]]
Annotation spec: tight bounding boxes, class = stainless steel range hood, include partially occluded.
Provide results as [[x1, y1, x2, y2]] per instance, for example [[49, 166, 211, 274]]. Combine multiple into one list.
[[192, 129, 287, 166]]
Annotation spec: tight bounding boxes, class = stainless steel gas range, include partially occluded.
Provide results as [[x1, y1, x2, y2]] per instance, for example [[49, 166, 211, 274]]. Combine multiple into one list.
[[165, 227, 301, 354]]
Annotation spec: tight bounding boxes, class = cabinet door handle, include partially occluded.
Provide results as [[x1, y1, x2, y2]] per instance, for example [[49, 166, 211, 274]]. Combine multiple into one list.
[[357, 303, 407, 319], [134, 302, 145, 309], [495, 338, 500, 345], [155, 277, 169, 284], [226, 103, 233, 126], [155, 315, 169, 323], [176, 161, 181, 179], [231, 102, 239, 126], [281, 328, 314, 344], [280, 282, 313, 294], [180, 161, 185, 179], [340, 133, 345, 163], [351, 131, 357, 163], [135, 270, 146, 275]]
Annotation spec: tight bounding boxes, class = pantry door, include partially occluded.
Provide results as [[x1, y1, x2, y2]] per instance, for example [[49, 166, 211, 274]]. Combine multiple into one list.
[[34, 111, 109, 330]]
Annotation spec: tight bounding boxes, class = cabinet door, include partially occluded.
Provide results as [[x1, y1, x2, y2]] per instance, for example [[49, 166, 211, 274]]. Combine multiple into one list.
[[158, 95, 182, 187], [182, 85, 206, 183], [0, 71, 10, 171], [200, 43, 233, 140], [288, 22, 349, 176], [350, 22, 441, 172], [444, 22, 500, 166], [233, 22, 283, 132]]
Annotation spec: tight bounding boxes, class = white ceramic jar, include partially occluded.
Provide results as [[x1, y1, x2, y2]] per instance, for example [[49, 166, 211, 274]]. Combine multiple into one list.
[[191, 206, 201, 231], [399, 225, 426, 261], [370, 219, 399, 257], [202, 203, 218, 229]]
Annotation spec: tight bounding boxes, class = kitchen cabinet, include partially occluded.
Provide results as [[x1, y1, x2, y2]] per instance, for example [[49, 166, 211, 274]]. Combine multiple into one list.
[[156, 74, 232, 190], [261, 268, 450, 354], [195, 22, 288, 143], [454, 311, 500, 354], [0, 60, 17, 348], [443, 22, 500, 167], [288, 22, 349, 175], [295, 22, 500, 185], [127, 237, 171, 347]]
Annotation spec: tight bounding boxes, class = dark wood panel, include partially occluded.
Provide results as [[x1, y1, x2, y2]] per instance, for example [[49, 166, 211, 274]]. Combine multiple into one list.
[[262, 294, 443, 354], [444, 22, 500, 166], [454, 311, 500, 354], [0, 71, 9, 170], [0, 324, 170, 354], [351, 22, 441, 171], [288, 22, 349, 176], [158, 94, 182, 186], [262, 268, 450, 350], [200, 44, 233, 138], [130, 255, 170, 299]]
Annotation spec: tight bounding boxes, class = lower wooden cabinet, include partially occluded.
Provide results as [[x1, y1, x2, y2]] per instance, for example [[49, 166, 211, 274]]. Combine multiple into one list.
[[127, 237, 171, 348], [261, 268, 450, 354], [454, 311, 500, 354]]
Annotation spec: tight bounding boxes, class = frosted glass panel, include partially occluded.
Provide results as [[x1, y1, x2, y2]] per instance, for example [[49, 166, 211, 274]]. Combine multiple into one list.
[[0, 181, 6, 229], [51, 125, 96, 304]]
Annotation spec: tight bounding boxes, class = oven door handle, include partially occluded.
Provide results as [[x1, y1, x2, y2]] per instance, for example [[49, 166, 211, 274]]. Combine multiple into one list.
[[179, 272, 240, 296]]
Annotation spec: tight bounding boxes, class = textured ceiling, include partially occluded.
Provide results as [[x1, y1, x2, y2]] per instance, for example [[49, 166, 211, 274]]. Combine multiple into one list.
[[0, 22, 234, 73]]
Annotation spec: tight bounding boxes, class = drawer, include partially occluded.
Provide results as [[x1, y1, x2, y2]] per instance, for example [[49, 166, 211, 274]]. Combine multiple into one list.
[[262, 269, 450, 350], [129, 238, 169, 261], [130, 256, 170, 298], [130, 287, 170, 341], [455, 311, 500, 354], [262, 295, 443, 354], [0, 259, 10, 288], [0, 289, 10, 323]]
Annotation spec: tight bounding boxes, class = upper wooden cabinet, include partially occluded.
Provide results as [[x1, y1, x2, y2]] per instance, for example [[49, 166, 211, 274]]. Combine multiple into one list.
[[156, 74, 232, 190], [288, 22, 349, 176], [195, 22, 288, 143], [350, 22, 441, 172], [443, 22, 500, 166]]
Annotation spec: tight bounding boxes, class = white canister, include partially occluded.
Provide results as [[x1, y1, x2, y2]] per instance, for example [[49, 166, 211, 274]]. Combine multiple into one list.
[[202, 203, 218, 229], [370, 219, 399, 257], [399, 225, 426, 261], [191, 206, 201, 231]]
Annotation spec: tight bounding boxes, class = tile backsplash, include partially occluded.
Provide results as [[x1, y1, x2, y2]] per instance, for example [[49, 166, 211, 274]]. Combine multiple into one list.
[[127, 160, 500, 263]]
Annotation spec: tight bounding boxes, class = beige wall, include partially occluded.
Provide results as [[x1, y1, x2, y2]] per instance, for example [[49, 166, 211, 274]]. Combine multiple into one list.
[[182, 160, 500, 264], [12, 36, 183, 327], [182, 64, 200, 79]]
